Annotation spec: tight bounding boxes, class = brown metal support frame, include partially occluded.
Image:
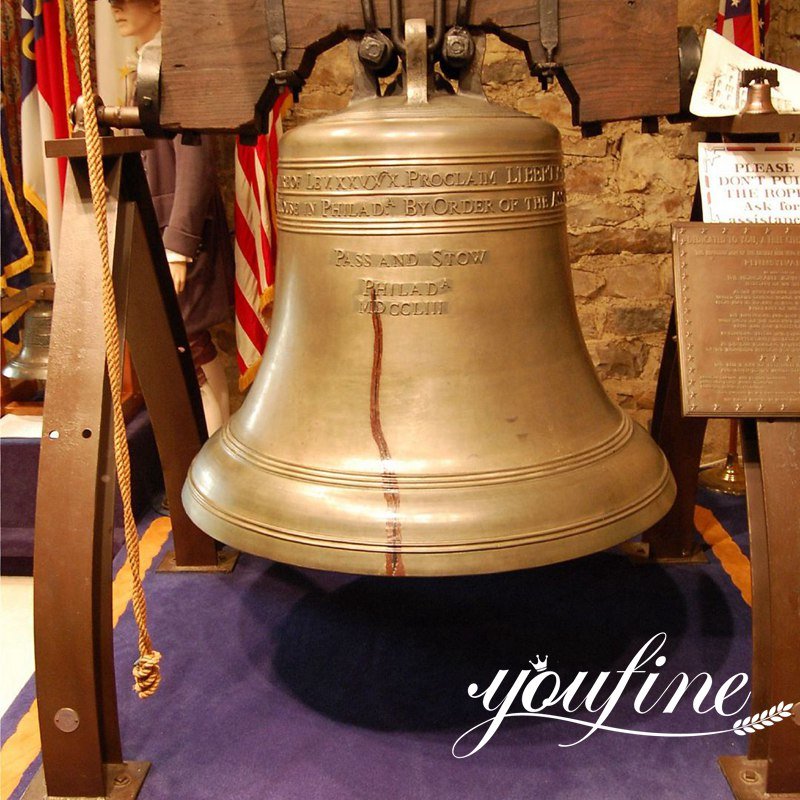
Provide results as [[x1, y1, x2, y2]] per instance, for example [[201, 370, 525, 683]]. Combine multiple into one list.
[[719, 420, 800, 799], [114, 150, 235, 571], [641, 184, 707, 562], [26, 153, 125, 800], [641, 115, 800, 796], [25, 136, 225, 800], [647, 123, 792, 561]]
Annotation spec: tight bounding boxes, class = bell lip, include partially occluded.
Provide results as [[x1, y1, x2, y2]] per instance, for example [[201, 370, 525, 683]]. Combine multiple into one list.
[[2, 363, 47, 381], [182, 450, 676, 577], [219, 414, 636, 489]]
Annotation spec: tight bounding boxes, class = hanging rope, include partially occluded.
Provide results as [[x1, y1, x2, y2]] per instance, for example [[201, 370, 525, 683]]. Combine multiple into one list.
[[70, 0, 161, 698]]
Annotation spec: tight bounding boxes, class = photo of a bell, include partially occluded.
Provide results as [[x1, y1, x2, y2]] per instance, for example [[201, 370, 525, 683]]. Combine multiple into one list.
[[184, 26, 675, 576], [2, 299, 52, 382]]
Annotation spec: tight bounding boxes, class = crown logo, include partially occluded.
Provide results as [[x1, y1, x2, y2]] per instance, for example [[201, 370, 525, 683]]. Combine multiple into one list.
[[529, 655, 548, 673]]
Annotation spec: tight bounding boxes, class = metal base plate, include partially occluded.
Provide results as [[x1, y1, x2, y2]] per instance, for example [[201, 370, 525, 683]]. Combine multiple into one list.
[[157, 546, 239, 573], [22, 761, 150, 800], [719, 755, 800, 799], [617, 540, 709, 565], [699, 461, 747, 496]]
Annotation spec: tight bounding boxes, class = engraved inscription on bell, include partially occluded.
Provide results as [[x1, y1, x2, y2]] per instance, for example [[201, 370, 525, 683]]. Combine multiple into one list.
[[356, 277, 451, 317], [332, 248, 489, 268], [277, 159, 567, 226]]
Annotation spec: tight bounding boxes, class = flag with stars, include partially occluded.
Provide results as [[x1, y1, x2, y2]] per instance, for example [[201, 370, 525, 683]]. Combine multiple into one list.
[[715, 0, 770, 57]]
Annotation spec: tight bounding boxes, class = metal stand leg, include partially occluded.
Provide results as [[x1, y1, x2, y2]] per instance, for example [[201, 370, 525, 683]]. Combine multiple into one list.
[[639, 186, 707, 563], [719, 419, 800, 799], [637, 307, 707, 562], [24, 150, 148, 800], [114, 153, 237, 573], [24, 136, 232, 799]]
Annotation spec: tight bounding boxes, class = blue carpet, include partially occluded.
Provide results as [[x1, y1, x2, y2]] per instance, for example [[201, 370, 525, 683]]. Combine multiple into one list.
[[3, 494, 752, 800]]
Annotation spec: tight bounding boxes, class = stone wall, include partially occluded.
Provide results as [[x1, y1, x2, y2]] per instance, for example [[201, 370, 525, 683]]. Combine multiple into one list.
[[217, 1, 797, 460], [769, 0, 800, 72]]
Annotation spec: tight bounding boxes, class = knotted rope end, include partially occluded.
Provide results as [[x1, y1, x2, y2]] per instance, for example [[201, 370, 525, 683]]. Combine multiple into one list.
[[132, 649, 162, 699]]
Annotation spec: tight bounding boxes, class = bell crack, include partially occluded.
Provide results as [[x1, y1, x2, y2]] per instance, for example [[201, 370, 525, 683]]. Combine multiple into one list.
[[369, 287, 406, 576]]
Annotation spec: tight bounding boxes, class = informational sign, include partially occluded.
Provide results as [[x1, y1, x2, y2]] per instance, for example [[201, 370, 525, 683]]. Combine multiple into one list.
[[672, 223, 800, 417], [698, 143, 800, 224]]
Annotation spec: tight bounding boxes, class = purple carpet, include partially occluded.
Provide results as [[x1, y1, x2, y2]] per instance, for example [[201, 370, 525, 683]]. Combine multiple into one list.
[[3, 488, 752, 799]]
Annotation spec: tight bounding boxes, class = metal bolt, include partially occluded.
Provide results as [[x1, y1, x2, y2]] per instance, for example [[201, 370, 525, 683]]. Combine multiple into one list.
[[358, 32, 392, 71], [447, 38, 466, 57], [54, 708, 80, 733], [442, 27, 475, 68], [364, 40, 383, 59], [114, 774, 132, 787], [742, 769, 759, 784]]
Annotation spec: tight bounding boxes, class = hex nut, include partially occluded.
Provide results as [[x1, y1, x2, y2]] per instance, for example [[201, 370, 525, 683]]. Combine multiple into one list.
[[443, 27, 475, 67]]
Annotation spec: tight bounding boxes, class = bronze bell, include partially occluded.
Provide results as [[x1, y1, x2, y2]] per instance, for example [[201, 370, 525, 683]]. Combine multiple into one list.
[[740, 70, 779, 115], [184, 22, 675, 576], [3, 298, 53, 382]]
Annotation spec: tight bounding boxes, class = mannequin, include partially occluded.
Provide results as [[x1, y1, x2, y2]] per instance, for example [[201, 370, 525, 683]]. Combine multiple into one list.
[[111, 0, 233, 435]]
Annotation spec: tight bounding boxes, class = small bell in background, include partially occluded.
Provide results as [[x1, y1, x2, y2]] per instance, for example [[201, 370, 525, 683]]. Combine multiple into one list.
[[739, 68, 779, 115], [3, 296, 53, 383]]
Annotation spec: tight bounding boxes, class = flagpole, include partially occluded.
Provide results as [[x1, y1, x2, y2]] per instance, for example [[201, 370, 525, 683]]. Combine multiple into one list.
[[751, 0, 761, 56]]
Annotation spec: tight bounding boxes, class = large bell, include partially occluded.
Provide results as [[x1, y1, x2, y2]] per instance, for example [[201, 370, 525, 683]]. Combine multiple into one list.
[[184, 24, 675, 576], [2, 298, 52, 382]]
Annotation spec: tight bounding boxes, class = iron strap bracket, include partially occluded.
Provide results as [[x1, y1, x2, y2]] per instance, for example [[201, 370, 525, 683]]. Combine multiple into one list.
[[265, 0, 288, 67], [532, 0, 562, 90], [389, 0, 445, 56], [253, 0, 303, 135], [265, 0, 296, 85]]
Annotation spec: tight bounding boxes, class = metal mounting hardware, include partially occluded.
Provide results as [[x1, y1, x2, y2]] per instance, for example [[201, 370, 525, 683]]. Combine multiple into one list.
[[265, 0, 301, 88], [441, 0, 475, 70], [265, 0, 288, 69], [390, 0, 445, 56], [358, 0, 398, 75], [540, 0, 558, 63], [135, 41, 163, 137], [68, 39, 166, 140], [670, 25, 702, 120], [532, 0, 561, 89]]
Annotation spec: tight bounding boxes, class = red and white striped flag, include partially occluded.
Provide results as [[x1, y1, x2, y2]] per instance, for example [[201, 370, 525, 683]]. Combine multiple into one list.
[[234, 90, 293, 390], [715, 0, 770, 57], [20, 0, 81, 274]]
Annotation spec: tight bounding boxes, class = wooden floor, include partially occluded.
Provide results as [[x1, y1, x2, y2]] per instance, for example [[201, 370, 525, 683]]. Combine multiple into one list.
[[0, 576, 34, 715]]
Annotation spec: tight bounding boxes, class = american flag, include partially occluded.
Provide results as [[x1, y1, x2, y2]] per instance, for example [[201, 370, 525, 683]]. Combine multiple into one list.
[[234, 90, 293, 390], [20, 0, 80, 274], [715, 0, 771, 57]]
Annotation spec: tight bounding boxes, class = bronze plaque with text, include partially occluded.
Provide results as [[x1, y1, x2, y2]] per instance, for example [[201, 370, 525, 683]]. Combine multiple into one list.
[[673, 223, 800, 417]]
